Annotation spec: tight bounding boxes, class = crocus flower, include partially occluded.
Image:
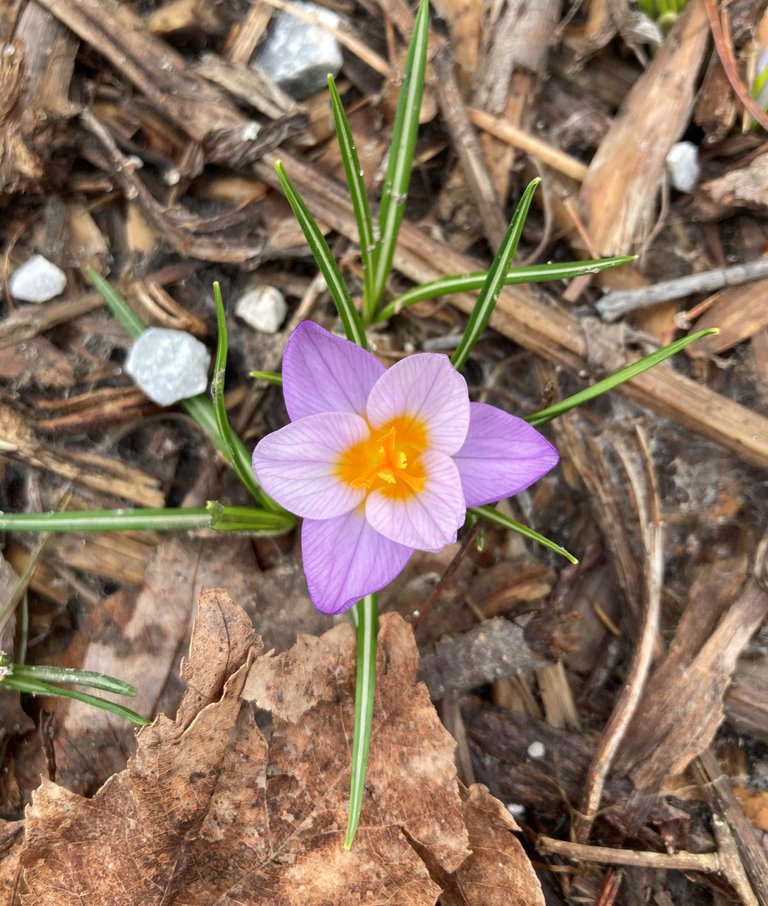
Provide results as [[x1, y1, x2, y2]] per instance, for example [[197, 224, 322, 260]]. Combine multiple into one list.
[[252, 321, 558, 614]]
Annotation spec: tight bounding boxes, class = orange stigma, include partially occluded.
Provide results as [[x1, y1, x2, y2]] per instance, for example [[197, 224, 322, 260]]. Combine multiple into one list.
[[337, 416, 427, 501]]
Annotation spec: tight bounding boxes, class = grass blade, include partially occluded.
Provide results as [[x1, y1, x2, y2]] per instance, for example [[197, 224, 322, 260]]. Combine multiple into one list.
[[327, 75, 378, 322], [84, 266, 145, 338], [371, 0, 430, 309], [451, 178, 540, 371], [212, 283, 285, 512], [10, 664, 138, 696], [470, 505, 578, 563], [250, 370, 283, 386], [4, 675, 149, 726], [375, 256, 637, 322], [526, 328, 720, 427], [0, 505, 292, 534], [275, 160, 367, 348], [345, 593, 378, 849]]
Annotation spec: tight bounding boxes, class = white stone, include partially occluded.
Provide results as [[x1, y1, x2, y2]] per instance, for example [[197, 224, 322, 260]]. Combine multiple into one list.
[[125, 328, 210, 406], [666, 142, 700, 193], [527, 740, 546, 759], [235, 284, 288, 334], [252, 1, 342, 100], [9, 254, 67, 303]]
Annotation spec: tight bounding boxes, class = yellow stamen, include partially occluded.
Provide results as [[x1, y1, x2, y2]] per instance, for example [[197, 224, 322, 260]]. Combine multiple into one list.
[[337, 415, 427, 501]]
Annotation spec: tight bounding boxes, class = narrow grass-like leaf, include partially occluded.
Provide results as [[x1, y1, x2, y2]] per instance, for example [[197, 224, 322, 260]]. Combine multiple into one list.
[[275, 161, 367, 348], [250, 370, 283, 386], [212, 283, 284, 512], [10, 664, 138, 696], [0, 505, 292, 534], [375, 256, 637, 322], [86, 268, 279, 507], [451, 178, 540, 372], [0, 532, 51, 637], [345, 593, 378, 850], [206, 501, 294, 533], [85, 266, 145, 339], [371, 0, 430, 309], [526, 328, 720, 427], [3, 675, 149, 726], [328, 75, 378, 322], [470, 506, 578, 563]]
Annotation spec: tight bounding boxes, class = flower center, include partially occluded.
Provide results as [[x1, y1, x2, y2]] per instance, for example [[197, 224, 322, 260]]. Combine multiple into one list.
[[337, 415, 427, 501]]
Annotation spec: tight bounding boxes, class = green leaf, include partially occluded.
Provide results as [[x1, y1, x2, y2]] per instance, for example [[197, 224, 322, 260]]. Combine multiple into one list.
[[85, 268, 280, 508], [375, 256, 637, 322], [451, 178, 540, 371], [275, 160, 367, 348], [470, 506, 578, 563], [212, 283, 284, 512], [9, 663, 138, 696], [327, 75, 378, 322], [250, 370, 283, 386], [84, 266, 145, 339], [4, 675, 149, 726], [345, 593, 378, 849], [371, 0, 431, 309], [526, 328, 720, 427], [0, 505, 292, 535]]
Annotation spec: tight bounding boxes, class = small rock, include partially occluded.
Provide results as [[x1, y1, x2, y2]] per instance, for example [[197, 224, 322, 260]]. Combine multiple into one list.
[[235, 285, 288, 334], [252, 0, 342, 100], [666, 142, 700, 193], [125, 328, 210, 406], [527, 740, 546, 759], [9, 254, 67, 303]]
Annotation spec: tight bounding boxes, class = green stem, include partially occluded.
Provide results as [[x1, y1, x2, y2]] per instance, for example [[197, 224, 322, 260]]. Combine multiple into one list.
[[345, 593, 378, 849], [0, 505, 293, 535]]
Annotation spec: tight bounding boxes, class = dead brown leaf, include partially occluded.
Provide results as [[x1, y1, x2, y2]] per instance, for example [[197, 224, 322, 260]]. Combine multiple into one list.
[[9, 594, 545, 904]]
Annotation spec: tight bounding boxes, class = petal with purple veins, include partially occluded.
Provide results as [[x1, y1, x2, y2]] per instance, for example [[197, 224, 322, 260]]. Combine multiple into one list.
[[366, 354, 470, 455], [282, 321, 386, 421], [366, 450, 465, 551], [252, 411, 368, 518], [453, 402, 559, 507], [302, 509, 413, 614]]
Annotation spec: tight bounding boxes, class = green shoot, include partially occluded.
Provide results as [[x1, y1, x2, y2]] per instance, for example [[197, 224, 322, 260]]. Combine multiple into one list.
[[451, 178, 540, 371], [371, 0, 431, 310], [275, 161, 367, 348]]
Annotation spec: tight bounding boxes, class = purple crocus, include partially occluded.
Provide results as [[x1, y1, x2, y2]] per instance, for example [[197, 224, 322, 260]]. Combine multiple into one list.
[[252, 321, 558, 615]]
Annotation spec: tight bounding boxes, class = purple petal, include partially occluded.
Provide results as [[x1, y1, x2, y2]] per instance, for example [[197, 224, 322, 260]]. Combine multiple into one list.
[[366, 354, 470, 455], [282, 321, 386, 421], [453, 403, 559, 507], [252, 412, 368, 518], [365, 450, 465, 551], [302, 510, 412, 614]]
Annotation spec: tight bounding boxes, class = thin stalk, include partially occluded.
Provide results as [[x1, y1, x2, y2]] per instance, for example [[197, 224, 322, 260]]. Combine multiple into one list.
[[345, 593, 378, 850], [250, 370, 283, 386], [3, 675, 149, 726], [327, 75, 378, 322], [9, 664, 138, 696], [451, 178, 540, 372], [375, 256, 636, 322], [212, 283, 284, 512], [275, 161, 367, 348], [371, 0, 430, 309], [470, 505, 578, 563], [526, 328, 720, 427], [0, 505, 293, 535]]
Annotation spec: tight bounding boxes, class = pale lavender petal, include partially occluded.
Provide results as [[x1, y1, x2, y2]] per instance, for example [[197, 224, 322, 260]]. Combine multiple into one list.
[[453, 403, 559, 507], [252, 412, 368, 518], [302, 510, 412, 615], [366, 354, 470, 454], [365, 450, 465, 551], [282, 321, 385, 421]]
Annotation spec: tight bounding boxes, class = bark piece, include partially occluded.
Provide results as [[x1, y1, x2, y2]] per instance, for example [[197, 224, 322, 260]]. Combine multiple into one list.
[[580, 0, 710, 254]]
